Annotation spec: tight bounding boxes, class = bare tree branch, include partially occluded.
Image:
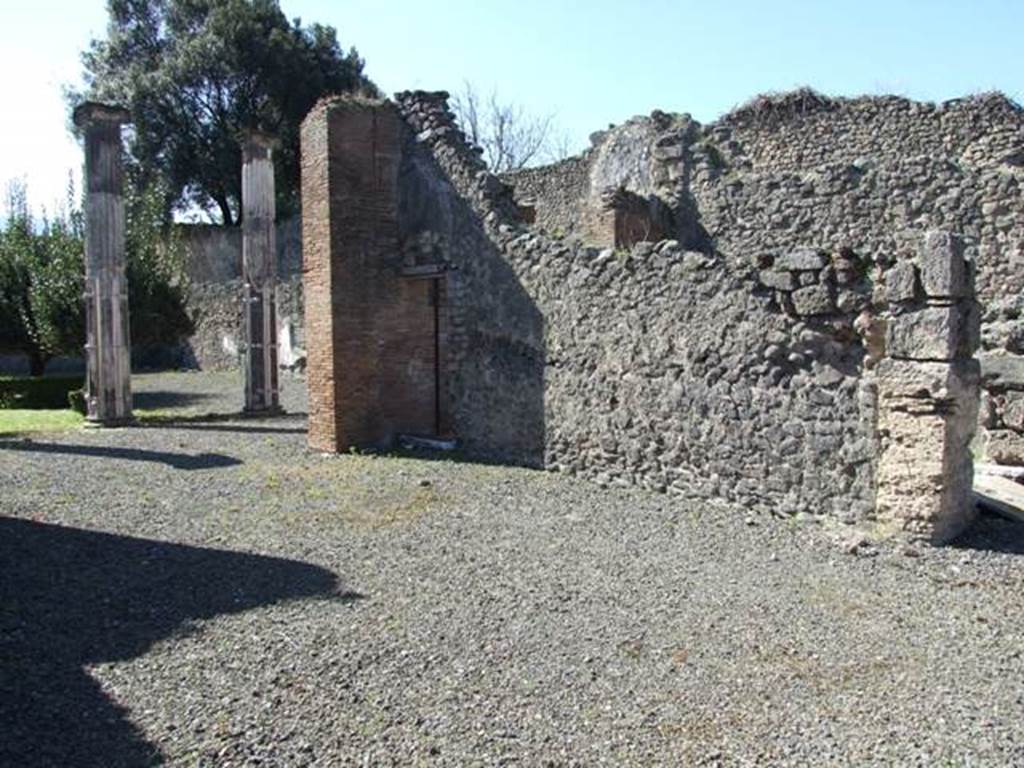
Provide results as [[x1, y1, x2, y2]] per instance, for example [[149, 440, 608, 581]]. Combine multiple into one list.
[[452, 82, 566, 172]]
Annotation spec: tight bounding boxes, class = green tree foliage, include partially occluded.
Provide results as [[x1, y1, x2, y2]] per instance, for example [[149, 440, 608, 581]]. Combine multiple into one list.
[[0, 183, 85, 376], [73, 0, 377, 224], [123, 177, 194, 348], [0, 179, 194, 376]]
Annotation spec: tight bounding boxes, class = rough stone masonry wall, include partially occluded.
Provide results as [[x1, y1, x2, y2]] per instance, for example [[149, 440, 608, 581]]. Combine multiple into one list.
[[502, 155, 590, 238], [183, 277, 304, 372], [295, 90, 987, 539], [508, 89, 1024, 465], [176, 218, 305, 372], [698, 92, 1023, 465], [388, 92, 982, 540]]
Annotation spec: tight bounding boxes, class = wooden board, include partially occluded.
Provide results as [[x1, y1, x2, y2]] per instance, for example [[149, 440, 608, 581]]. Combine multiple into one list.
[[973, 473, 1024, 524]]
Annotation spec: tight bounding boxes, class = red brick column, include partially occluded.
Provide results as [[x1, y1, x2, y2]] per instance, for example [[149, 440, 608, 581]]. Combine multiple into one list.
[[302, 98, 441, 452]]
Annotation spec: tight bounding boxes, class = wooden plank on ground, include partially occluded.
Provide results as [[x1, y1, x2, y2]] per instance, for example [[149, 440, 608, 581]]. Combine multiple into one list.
[[973, 473, 1024, 524]]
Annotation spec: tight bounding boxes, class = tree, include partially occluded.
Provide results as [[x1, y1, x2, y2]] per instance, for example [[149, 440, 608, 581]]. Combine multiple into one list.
[[123, 174, 194, 350], [72, 0, 377, 224], [0, 181, 85, 376], [451, 82, 570, 173], [0, 179, 193, 375]]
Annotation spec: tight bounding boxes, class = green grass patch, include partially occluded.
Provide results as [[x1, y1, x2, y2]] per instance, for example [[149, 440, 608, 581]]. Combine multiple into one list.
[[0, 409, 84, 436]]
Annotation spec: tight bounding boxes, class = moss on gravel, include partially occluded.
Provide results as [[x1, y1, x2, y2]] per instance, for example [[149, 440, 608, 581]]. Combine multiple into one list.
[[240, 456, 445, 530]]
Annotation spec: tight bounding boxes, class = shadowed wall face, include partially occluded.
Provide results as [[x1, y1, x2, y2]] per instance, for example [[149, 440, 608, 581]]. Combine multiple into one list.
[[74, 102, 132, 425], [302, 100, 440, 452]]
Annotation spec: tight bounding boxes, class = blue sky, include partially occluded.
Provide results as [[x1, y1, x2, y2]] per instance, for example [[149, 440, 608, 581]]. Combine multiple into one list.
[[1, 0, 1021, 216]]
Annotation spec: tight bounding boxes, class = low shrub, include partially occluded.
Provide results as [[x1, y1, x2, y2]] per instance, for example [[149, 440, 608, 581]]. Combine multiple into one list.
[[67, 387, 87, 415], [0, 376, 85, 410]]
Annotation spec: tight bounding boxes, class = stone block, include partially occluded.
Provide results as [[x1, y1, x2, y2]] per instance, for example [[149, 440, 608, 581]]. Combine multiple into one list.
[[885, 260, 918, 304], [875, 357, 979, 400], [836, 289, 868, 314], [919, 230, 968, 298], [776, 247, 827, 271], [758, 269, 796, 291], [984, 429, 1024, 466], [835, 267, 861, 286], [1000, 391, 1024, 432], [874, 358, 980, 543], [791, 284, 834, 316], [652, 144, 684, 160], [979, 353, 1024, 392], [886, 304, 976, 361]]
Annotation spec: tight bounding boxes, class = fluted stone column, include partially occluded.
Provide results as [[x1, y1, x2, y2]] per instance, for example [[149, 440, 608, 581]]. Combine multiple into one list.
[[73, 102, 132, 425], [241, 131, 281, 414]]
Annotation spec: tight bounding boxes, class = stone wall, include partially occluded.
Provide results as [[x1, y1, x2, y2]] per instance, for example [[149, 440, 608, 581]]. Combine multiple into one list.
[[376, 90, 990, 542], [176, 217, 304, 372], [294, 87, 1021, 540], [182, 277, 304, 373], [717, 89, 1022, 176], [398, 92, 866, 510], [179, 217, 302, 284], [501, 156, 590, 238], [503, 88, 1024, 465]]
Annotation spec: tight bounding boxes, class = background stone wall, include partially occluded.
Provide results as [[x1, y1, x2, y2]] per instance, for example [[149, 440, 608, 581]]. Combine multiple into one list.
[[182, 276, 304, 372], [176, 218, 304, 372], [179, 217, 302, 284], [502, 156, 590, 238]]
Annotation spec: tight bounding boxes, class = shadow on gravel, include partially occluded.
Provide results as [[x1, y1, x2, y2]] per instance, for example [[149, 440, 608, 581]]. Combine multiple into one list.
[[0, 440, 242, 470], [387, 445, 530, 469], [136, 419, 308, 436], [951, 512, 1024, 555], [132, 390, 214, 410], [0, 517, 358, 767]]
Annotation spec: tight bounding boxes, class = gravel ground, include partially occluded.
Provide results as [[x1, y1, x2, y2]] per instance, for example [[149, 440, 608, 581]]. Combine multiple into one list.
[[2, 371, 1024, 766]]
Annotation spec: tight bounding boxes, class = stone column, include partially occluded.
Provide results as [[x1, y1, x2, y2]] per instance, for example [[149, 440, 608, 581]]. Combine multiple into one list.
[[875, 231, 981, 543], [241, 131, 280, 414], [73, 102, 132, 425]]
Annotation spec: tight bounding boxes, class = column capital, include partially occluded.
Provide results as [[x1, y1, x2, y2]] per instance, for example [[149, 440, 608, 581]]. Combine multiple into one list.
[[241, 129, 280, 160], [73, 101, 131, 129]]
